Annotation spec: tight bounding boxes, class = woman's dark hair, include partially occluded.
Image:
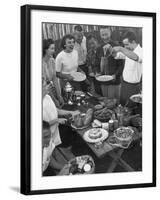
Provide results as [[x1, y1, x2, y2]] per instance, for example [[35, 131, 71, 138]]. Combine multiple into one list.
[[122, 31, 137, 43], [43, 120, 50, 130], [43, 39, 55, 56], [74, 25, 83, 32], [87, 34, 98, 42], [60, 34, 75, 49]]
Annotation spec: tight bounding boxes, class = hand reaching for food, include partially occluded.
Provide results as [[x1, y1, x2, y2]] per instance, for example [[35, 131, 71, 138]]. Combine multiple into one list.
[[112, 74, 116, 80], [58, 118, 67, 124], [70, 110, 80, 118]]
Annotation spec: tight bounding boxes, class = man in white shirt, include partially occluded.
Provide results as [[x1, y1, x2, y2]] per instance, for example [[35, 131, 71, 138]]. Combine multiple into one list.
[[111, 31, 142, 105]]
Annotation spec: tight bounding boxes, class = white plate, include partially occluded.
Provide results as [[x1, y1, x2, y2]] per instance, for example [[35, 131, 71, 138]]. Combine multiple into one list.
[[96, 75, 113, 82], [71, 72, 86, 82], [83, 128, 109, 143], [130, 94, 142, 103]]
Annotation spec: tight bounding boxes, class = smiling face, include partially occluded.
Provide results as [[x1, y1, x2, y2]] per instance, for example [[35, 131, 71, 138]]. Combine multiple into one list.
[[46, 43, 55, 57], [100, 28, 111, 43], [64, 38, 75, 52]]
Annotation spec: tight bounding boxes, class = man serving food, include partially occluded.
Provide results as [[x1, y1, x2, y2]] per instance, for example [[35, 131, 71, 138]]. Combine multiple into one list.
[[104, 31, 142, 105]]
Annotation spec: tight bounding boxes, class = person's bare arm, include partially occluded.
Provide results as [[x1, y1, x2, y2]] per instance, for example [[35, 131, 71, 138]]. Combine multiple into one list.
[[57, 109, 80, 117], [120, 47, 139, 61], [49, 118, 67, 126], [48, 119, 59, 126], [112, 46, 141, 62], [56, 72, 74, 81]]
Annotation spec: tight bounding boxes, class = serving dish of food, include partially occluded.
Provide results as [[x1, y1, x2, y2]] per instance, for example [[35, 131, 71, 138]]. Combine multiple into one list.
[[98, 97, 118, 109], [114, 127, 134, 146], [68, 155, 95, 175], [71, 72, 86, 82], [108, 136, 131, 149], [130, 116, 142, 131], [130, 94, 142, 103], [71, 108, 93, 129], [94, 107, 113, 122], [83, 128, 109, 143], [96, 75, 113, 82]]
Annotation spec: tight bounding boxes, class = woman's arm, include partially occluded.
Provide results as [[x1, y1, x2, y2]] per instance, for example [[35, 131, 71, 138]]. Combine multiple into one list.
[[57, 109, 80, 117], [48, 119, 59, 126]]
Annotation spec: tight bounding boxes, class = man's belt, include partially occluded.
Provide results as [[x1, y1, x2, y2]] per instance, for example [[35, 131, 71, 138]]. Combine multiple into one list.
[[122, 79, 140, 85]]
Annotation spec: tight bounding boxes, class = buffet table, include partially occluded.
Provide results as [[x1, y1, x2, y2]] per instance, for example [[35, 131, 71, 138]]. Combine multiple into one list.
[[77, 126, 141, 172], [63, 94, 142, 172]]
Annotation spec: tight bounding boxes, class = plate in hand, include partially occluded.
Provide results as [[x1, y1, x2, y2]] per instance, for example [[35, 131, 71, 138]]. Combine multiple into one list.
[[71, 72, 86, 82], [96, 75, 113, 82]]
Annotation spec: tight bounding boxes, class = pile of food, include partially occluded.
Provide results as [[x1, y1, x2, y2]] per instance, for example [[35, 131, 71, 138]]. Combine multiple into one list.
[[98, 97, 118, 109], [88, 128, 103, 140], [69, 155, 95, 175], [72, 108, 93, 129], [94, 107, 113, 122], [114, 127, 134, 146]]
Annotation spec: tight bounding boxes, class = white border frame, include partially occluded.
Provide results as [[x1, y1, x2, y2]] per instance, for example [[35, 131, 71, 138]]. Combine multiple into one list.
[[30, 9, 153, 191]]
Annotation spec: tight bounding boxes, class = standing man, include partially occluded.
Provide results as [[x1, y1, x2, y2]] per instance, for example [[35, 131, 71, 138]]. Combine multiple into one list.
[[96, 26, 124, 99], [74, 25, 87, 74], [112, 31, 142, 106], [74, 25, 90, 91]]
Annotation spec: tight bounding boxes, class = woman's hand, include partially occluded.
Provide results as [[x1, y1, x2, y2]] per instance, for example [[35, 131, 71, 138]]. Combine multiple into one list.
[[112, 74, 116, 80], [58, 96, 64, 107], [58, 118, 67, 124], [70, 110, 80, 119]]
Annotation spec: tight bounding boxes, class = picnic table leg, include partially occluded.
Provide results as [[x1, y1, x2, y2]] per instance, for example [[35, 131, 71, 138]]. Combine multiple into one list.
[[106, 149, 124, 172], [108, 149, 135, 172], [118, 158, 135, 171]]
